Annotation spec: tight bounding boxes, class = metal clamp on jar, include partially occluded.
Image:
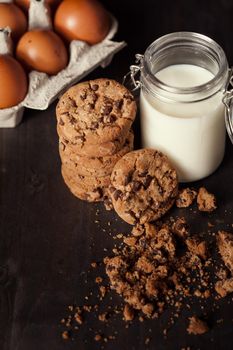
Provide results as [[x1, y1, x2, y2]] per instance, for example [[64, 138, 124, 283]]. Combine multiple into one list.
[[124, 32, 233, 183]]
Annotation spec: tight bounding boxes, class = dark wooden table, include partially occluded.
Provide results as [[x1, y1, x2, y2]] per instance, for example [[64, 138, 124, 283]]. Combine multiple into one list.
[[1, 1, 233, 349]]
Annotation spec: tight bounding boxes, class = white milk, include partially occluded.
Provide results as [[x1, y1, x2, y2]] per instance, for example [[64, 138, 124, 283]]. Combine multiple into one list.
[[140, 64, 226, 182]]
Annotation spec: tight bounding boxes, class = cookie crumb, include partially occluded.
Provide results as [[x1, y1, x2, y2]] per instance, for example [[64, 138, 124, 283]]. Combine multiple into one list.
[[62, 330, 70, 340], [176, 188, 197, 208], [197, 187, 217, 212], [83, 305, 92, 312], [132, 224, 144, 237], [99, 285, 107, 298], [172, 217, 189, 238], [215, 278, 233, 297], [74, 313, 83, 325], [94, 334, 102, 341], [95, 276, 103, 284], [216, 268, 228, 280], [123, 304, 134, 321], [98, 312, 108, 322], [186, 237, 208, 260], [123, 236, 137, 246], [187, 316, 209, 335]]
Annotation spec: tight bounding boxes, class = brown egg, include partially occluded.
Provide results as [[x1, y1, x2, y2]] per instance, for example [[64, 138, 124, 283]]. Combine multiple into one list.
[[16, 30, 68, 75], [15, 0, 61, 12], [54, 0, 110, 45], [0, 3, 27, 41], [0, 55, 28, 109]]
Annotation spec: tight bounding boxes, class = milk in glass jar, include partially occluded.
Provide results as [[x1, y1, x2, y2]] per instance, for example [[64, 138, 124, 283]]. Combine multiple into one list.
[[130, 32, 232, 182]]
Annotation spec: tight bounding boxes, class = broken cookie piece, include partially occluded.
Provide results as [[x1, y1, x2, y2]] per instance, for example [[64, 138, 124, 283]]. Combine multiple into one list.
[[215, 277, 233, 298], [187, 316, 209, 335], [186, 237, 208, 260], [217, 231, 233, 274], [123, 304, 134, 321], [172, 217, 189, 239], [176, 188, 197, 208], [215, 277, 233, 297], [197, 187, 217, 212]]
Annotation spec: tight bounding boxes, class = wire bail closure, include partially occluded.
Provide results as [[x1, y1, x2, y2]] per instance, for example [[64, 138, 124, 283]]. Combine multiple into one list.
[[223, 67, 233, 144], [123, 54, 144, 91]]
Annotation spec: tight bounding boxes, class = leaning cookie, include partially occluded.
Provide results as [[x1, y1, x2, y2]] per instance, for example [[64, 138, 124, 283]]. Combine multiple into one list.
[[59, 130, 134, 177], [109, 149, 178, 225], [61, 165, 110, 202], [56, 78, 137, 148]]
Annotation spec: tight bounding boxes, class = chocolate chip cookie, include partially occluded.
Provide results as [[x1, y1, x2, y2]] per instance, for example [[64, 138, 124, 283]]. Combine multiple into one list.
[[109, 149, 178, 225], [56, 78, 137, 150], [57, 125, 127, 157], [61, 165, 110, 202], [59, 130, 134, 177]]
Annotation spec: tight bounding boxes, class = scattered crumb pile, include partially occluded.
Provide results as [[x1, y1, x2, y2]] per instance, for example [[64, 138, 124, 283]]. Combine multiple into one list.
[[60, 187, 233, 343], [104, 217, 210, 320]]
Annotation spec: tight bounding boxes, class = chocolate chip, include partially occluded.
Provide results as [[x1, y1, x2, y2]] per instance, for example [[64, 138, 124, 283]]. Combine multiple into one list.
[[123, 93, 134, 101], [138, 171, 148, 177], [143, 175, 153, 189], [88, 103, 95, 109], [59, 118, 64, 126], [148, 197, 154, 206], [98, 116, 104, 123], [92, 93, 98, 102], [90, 122, 98, 130], [80, 91, 87, 100], [103, 96, 112, 104], [75, 135, 85, 142], [102, 104, 113, 115], [124, 171, 133, 186], [68, 116, 76, 125], [157, 184, 164, 195], [91, 84, 99, 91], [60, 142, 65, 151], [132, 181, 141, 191], [115, 99, 123, 109], [109, 186, 116, 193], [104, 114, 116, 123], [68, 97, 77, 107], [109, 114, 117, 122], [113, 189, 123, 201], [92, 187, 103, 198], [105, 81, 110, 86]]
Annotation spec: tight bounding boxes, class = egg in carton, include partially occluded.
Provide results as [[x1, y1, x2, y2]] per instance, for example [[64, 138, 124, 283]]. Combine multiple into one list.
[[0, 0, 126, 127]]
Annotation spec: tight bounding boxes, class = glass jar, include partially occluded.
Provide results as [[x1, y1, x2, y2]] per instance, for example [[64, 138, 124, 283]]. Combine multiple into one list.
[[130, 32, 232, 182]]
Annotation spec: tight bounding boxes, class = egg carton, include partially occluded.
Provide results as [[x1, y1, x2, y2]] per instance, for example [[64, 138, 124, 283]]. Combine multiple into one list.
[[0, 17, 126, 128]]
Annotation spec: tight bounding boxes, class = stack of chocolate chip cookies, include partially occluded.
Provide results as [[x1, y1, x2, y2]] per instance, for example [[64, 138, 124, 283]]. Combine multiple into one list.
[[56, 78, 137, 202]]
